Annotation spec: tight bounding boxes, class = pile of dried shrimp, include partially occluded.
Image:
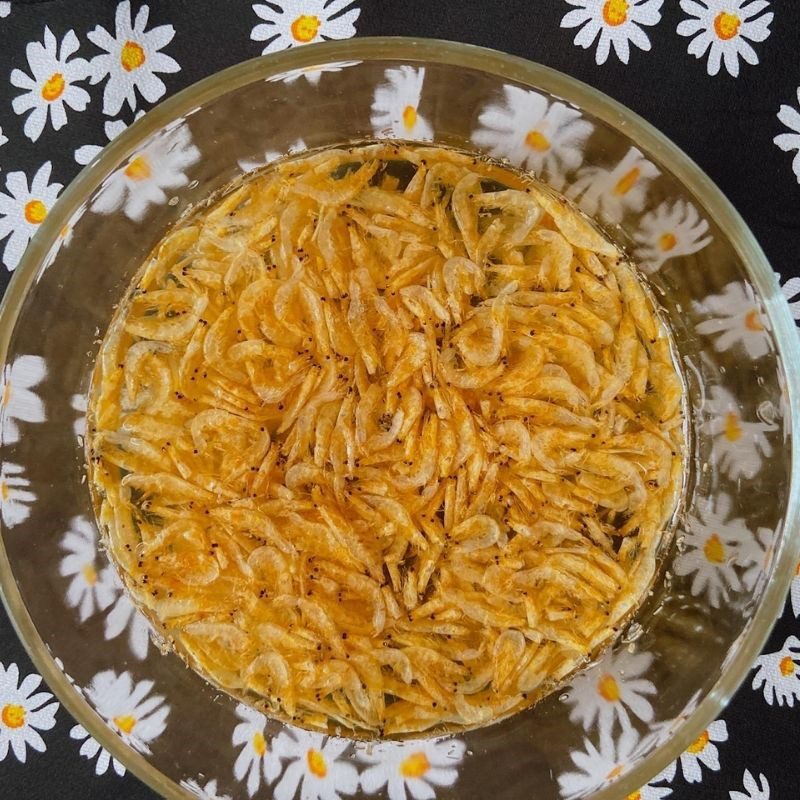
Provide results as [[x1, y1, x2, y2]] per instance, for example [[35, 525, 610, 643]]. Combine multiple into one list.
[[88, 143, 684, 736]]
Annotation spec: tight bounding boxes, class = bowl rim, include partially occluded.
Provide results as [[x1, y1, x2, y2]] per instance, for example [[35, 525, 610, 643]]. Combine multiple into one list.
[[0, 36, 798, 800]]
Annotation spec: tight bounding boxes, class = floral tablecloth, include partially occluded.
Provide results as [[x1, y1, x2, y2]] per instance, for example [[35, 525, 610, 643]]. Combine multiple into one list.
[[0, 1, 798, 799]]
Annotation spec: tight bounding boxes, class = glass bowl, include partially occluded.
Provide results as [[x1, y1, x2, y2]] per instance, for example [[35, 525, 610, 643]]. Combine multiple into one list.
[[0, 38, 798, 800]]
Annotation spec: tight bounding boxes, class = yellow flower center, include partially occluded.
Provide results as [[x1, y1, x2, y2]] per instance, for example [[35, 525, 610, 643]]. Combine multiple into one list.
[[525, 130, 551, 152], [113, 714, 137, 734], [124, 155, 151, 181], [290, 14, 320, 43], [2, 382, 11, 407], [400, 751, 430, 778], [779, 655, 796, 677], [627, 792, 642, 800], [724, 411, 742, 442], [602, 0, 629, 26], [1, 482, 8, 501], [1, 703, 26, 729], [658, 232, 677, 252], [402, 105, 418, 131], [714, 12, 741, 40], [614, 167, 640, 196], [121, 40, 146, 72], [704, 533, 725, 564], [796, 560, 800, 576], [41, 72, 65, 102], [687, 729, 709, 754], [252, 731, 267, 757], [307, 748, 327, 778], [597, 674, 621, 702], [82, 563, 98, 585], [744, 308, 764, 331], [606, 764, 624, 780], [24, 200, 48, 225]]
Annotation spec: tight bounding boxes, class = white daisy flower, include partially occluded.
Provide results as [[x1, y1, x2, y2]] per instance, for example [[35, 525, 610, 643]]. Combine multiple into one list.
[[87, 0, 180, 117], [730, 769, 770, 800], [633, 199, 713, 273], [0, 161, 63, 271], [566, 146, 659, 224], [75, 112, 145, 166], [471, 86, 593, 190], [0, 128, 7, 148], [238, 138, 307, 173], [702, 384, 774, 481], [558, 727, 641, 798], [251, 0, 360, 54], [10, 26, 91, 143], [180, 777, 232, 800], [84, 669, 169, 756], [71, 393, 87, 439], [357, 737, 466, 800], [272, 728, 358, 800], [0, 3, 10, 19], [673, 493, 753, 608], [69, 723, 126, 776], [792, 562, 800, 617], [0, 462, 35, 528], [266, 60, 360, 86], [104, 570, 151, 660], [0, 661, 59, 763], [677, 719, 727, 783], [693, 281, 771, 358], [0, 354, 46, 445], [751, 635, 800, 707], [775, 88, 800, 184], [560, 0, 663, 66], [90, 122, 200, 222], [776, 272, 800, 322], [371, 66, 433, 142], [59, 516, 117, 622], [232, 703, 282, 797], [565, 649, 656, 735], [677, 0, 773, 78]]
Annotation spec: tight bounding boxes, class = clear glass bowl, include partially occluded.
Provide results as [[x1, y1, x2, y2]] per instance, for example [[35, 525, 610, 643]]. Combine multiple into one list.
[[0, 38, 798, 800]]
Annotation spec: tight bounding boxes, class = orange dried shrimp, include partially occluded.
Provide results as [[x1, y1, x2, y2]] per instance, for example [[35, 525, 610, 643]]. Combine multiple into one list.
[[88, 143, 684, 737]]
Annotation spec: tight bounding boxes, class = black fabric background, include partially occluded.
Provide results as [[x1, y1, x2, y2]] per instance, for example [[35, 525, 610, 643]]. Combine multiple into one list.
[[0, 1, 798, 798]]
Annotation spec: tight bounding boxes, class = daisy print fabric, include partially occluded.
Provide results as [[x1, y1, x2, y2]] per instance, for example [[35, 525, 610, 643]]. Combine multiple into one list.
[[251, 1, 360, 54], [0, 1, 798, 799], [87, 1, 180, 116], [10, 27, 91, 143], [0, 162, 63, 271], [729, 770, 770, 800], [751, 636, 800, 707], [560, 0, 664, 65], [0, 662, 59, 764], [775, 87, 800, 184], [676, 0, 774, 78]]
